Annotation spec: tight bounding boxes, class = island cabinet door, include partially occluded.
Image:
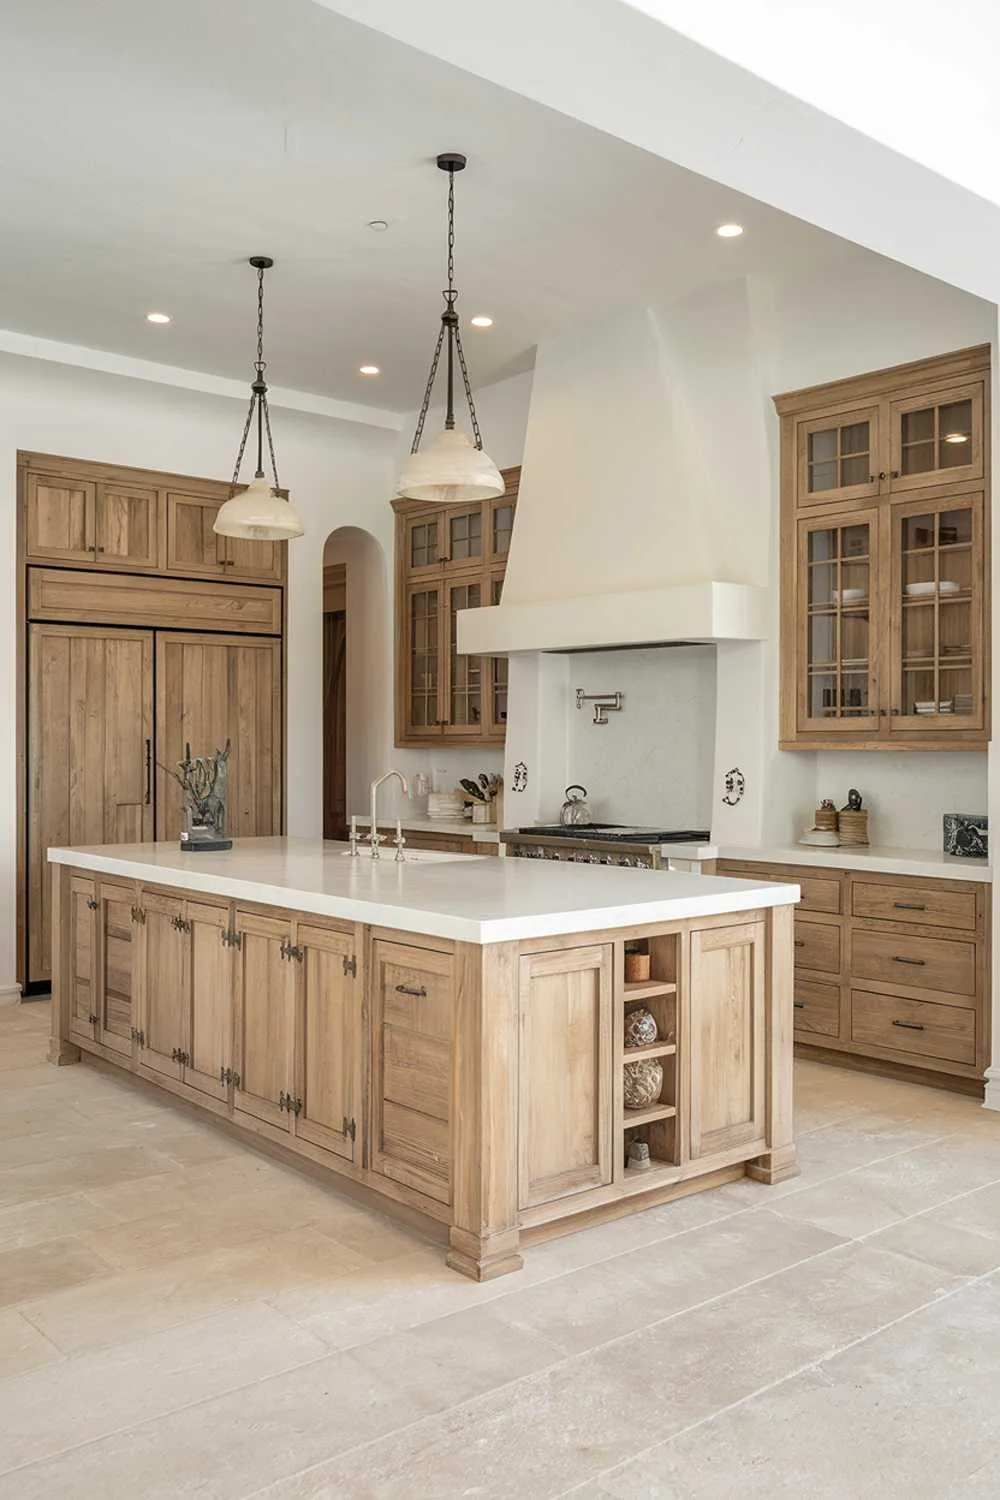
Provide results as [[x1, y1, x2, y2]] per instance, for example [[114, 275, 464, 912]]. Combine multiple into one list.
[[138, 891, 189, 1084], [370, 940, 454, 1206], [232, 911, 297, 1130], [67, 874, 98, 1044], [687, 921, 766, 1161], [96, 882, 139, 1061], [293, 922, 361, 1164], [517, 945, 614, 1210], [183, 900, 234, 1105]]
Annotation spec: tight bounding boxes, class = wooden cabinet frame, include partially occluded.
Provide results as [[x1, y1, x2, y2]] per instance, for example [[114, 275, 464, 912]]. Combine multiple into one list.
[[777, 347, 990, 750]]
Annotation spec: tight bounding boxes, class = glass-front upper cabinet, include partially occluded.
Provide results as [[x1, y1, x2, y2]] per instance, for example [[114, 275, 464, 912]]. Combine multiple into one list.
[[797, 514, 880, 735], [444, 578, 484, 737], [796, 407, 882, 507], [889, 494, 985, 735], [889, 382, 985, 494]]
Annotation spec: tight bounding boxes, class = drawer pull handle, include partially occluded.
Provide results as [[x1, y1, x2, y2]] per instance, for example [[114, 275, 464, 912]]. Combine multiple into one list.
[[794, 939, 805, 948], [892, 956, 926, 966], [793, 1000, 805, 1009], [395, 983, 427, 997], [891, 1019, 925, 1031], [893, 902, 925, 911]]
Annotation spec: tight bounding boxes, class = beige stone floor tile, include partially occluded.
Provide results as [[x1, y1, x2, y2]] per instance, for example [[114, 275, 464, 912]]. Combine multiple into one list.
[[862, 1210, 1000, 1278], [0, 1310, 63, 1380], [0, 1302, 330, 1474], [921, 1178, 1000, 1240], [0, 1105, 94, 1145], [0, 1237, 115, 1310], [0, 1190, 121, 1251], [21, 1227, 370, 1356], [0, 1144, 181, 1209]]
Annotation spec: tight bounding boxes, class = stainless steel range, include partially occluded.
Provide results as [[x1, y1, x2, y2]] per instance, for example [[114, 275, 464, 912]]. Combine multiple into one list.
[[501, 826, 711, 869]]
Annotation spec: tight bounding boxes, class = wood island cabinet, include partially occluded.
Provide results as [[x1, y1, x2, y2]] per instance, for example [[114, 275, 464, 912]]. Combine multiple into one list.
[[778, 347, 990, 749], [67, 874, 98, 1045], [233, 911, 298, 1131], [393, 468, 518, 747], [688, 920, 765, 1160]]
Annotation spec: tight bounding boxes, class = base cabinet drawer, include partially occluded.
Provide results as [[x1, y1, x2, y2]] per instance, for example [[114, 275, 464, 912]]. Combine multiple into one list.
[[717, 863, 841, 915], [851, 880, 978, 933], [793, 978, 840, 1039], [794, 918, 841, 975], [850, 990, 977, 1067], [851, 928, 976, 997]]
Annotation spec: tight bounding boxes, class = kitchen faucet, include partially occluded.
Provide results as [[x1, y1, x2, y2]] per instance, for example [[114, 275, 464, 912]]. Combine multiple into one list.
[[368, 770, 409, 859]]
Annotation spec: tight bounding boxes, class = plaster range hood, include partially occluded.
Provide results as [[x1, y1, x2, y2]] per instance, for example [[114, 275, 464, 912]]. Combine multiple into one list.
[[457, 580, 768, 656]]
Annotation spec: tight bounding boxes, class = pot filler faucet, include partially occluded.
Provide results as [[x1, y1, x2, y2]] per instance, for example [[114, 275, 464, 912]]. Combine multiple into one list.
[[367, 770, 409, 859]]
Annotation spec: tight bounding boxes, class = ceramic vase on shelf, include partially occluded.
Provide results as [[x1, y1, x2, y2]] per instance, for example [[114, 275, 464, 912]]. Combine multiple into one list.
[[623, 1058, 663, 1110], [624, 1007, 658, 1049], [624, 950, 651, 983]]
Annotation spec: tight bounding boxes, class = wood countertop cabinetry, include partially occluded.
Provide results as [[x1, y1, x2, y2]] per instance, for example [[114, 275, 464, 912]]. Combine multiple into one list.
[[718, 858, 990, 1093]]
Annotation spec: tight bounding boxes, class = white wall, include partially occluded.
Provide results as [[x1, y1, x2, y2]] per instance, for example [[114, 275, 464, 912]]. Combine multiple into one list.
[[566, 646, 716, 828], [1, 351, 396, 993]]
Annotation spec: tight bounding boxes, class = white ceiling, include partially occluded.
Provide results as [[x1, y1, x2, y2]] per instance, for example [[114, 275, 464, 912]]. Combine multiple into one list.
[[1, 0, 880, 413]]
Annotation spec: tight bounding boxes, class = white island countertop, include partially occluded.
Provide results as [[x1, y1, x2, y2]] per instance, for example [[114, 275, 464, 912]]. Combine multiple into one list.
[[49, 837, 797, 945]]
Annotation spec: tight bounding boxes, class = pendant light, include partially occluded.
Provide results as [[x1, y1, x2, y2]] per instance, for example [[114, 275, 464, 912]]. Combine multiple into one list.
[[397, 153, 504, 503], [214, 256, 305, 541]]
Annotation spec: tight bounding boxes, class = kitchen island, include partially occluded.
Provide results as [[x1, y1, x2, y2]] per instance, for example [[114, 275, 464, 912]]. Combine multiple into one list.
[[49, 838, 799, 1279]]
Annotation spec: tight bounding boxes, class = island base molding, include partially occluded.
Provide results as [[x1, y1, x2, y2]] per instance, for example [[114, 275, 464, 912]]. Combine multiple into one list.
[[50, 863, 797, 1279]]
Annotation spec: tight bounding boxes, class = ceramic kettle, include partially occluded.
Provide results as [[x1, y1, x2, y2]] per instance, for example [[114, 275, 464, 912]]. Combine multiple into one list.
[[559, 785, 592, 826]]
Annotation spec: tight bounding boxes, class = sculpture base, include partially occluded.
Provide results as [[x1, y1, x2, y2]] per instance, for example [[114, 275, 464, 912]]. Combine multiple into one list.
[[180, 835, 233, 853]]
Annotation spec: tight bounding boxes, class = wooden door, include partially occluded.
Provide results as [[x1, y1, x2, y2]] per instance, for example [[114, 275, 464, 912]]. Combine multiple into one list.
[[794, 405, 882, 508], [889, 380, 985, 494], [402, 581, 445, 739], [139, 890, 189, 1083], [294, 922, 360, 1162], [24, 472, 97, 563], [485, 571, 508, 739], [164, 492, 226, 576], [443, 574, 484, 739], [184, 899, 234, 1104], [155, 634, 282, 841], [96, 882, 138, 1059], [688, 921, 765, 1159], [222, 533, 284, 584], [517, 945, 613, 1209], [232, 910, 296, 1129], [96, 484, 159, 571], [792, 512, 883, 738], [67, 875, 98, 1043], [887, 491, 987, 737], [27, 625, 154, 985], [370, 939, 454, 1204]]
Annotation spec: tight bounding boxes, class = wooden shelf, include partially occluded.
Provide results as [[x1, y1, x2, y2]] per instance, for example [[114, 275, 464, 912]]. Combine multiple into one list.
[[623, 1102, 677, 1129], [621, 1159, 681, 1190], [622, 1041, 676, 1061], [623, 979, 677, 1001]]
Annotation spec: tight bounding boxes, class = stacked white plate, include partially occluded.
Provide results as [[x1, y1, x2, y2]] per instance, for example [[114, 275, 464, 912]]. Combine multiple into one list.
[[427, 791, 464, 821], [905, 580, 960, 597]]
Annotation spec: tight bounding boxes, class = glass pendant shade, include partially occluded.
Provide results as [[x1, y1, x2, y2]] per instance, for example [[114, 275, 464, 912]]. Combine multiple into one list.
[[213, 476, 305, 540], [396, 426, 504, 503]]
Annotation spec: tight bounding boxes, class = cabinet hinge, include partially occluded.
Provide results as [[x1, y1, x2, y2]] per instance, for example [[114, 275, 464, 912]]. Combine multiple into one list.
[[221, 926, 242, 949], [130, 905, 146, 925], [171, 915, 192, 934], [278, 1090, 289, 1112], [86, 898, 98, 911], [232, 1070, 241, 1090], [130, 1027, 146, 1047], [342, 1115, 356, 1143], [292, 1096, 303, 1117], [281, 941, 304, 962], [171, 1048, 191, 1065], [343, 954, 357, 978], [88, 1012, 98, 1025]]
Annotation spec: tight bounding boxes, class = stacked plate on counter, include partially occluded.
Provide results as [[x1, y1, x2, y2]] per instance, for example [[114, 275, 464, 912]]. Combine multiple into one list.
[[427, 791, 464, 821]]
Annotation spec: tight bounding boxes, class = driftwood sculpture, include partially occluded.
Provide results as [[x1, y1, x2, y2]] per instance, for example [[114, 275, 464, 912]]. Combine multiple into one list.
[[164, 741, 233, 851]]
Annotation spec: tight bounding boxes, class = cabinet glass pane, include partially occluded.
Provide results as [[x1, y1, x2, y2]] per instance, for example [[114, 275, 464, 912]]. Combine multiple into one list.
[[409, 590, 438, 728], [449, 511, 482, 562], [490, 575, 507, 726], [409, 521, 438, 569], [807, 422, 871, 494], [492, 503, 514, 557], [805, 523, 871, 718], [901, 398, 973, 478], [449, 582, 481, 725], [900, 505, 975, 718]]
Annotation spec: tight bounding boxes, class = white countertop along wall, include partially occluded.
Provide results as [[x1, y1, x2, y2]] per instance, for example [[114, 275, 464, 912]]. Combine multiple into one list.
[[49, 838, 796, 945], [718, 843, 991, 883]]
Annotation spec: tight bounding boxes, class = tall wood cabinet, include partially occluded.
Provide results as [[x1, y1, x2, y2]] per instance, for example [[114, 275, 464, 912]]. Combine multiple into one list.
[[19, 451, 287, 990], [393, 467, 518, 747], [777, 347, 990, 749]]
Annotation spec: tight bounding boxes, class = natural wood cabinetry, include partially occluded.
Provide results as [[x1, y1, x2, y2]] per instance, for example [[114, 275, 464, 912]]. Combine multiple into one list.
[[393, 467, 518, 747], [233, 910, 297, 1130], [294, 922, 361, 1164], [688, 921, 765, 1159], [778, 347, 990, 749], [517, 945, 614, 1209], [139, 890, 189, 1083], [96, 882, 138, 1060], [717, 859, 990, 1090], [67, 875, 98, 1044]]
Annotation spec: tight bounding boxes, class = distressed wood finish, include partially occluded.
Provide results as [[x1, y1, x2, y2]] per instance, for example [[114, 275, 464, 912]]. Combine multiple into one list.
[[27, 625, 153, 986], [67, 875, 98, 1045], [96, 882, 138, 1060], [233, 910, 297, 1130], [139, 890, 188, 1083], [851, 989, 976, 1066], [154, 633, 282, 842], [748, 902, 799, 1183], [688, 920, 766, 1160], [185, 900, 234, 1104], [28, 568, 283, 636], [24, 472, 97, 563], [294, 921, 361, 1164]]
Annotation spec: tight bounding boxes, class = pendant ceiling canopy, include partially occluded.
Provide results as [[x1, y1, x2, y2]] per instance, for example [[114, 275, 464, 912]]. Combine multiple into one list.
[[214, 256, 305, 542], [396, 153, 504, 504]]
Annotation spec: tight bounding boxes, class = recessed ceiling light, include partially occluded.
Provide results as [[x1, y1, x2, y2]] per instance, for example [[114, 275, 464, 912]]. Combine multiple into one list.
[[367, 219, 388, 232], [715, 223, 744, 239], [944, 431, 970, 444], [359, 364, 380, 376], [146, 311, 171, 324], [470, 315, 493, 328]]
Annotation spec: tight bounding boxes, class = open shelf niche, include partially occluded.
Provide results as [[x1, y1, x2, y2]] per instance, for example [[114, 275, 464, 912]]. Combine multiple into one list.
[[620, 932, 679, 1175]]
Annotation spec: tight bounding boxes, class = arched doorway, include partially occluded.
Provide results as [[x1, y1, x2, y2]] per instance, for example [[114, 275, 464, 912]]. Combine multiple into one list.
[[322, 527, 388, 838]]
